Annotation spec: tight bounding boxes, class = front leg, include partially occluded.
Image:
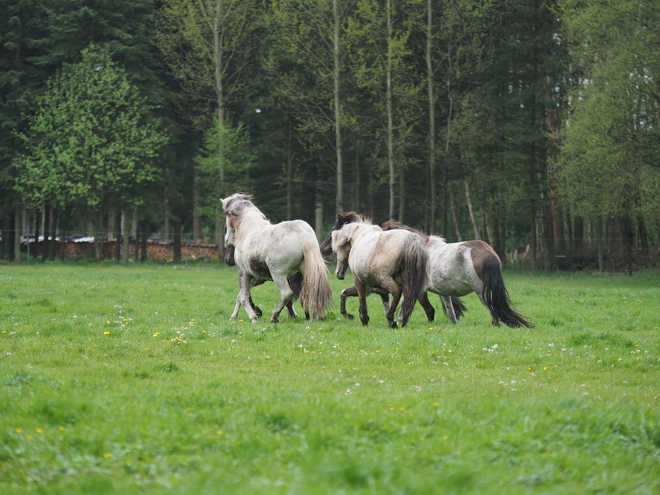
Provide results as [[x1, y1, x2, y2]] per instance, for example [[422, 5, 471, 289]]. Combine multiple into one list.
[[237, 272, 260, 323], [354, 276, 370, 327], [440, 295, 457, 324]]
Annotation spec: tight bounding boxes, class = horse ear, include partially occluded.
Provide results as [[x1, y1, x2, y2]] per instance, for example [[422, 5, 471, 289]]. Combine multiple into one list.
[[337, 213, 343, 221]]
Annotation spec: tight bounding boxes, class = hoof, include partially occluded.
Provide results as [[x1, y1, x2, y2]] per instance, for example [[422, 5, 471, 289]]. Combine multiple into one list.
[[343, 313, 354, 320], [389, 321, 398, 329], [254, 307, 263, 318]]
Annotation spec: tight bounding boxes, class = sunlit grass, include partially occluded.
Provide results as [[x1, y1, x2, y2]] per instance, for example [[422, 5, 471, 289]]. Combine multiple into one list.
[[0, 263, 659, 494]]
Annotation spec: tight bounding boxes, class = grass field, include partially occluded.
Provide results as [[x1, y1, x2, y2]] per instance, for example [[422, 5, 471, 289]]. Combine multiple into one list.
[[0, 262, 659, 494]]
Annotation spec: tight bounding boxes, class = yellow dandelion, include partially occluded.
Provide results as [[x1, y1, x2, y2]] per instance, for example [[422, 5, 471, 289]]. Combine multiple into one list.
[[104, 331, 110, 335], [27, 435, 33, 440], [216, 430, 223, 435], [433, 402, 440, 407], [59, 426, 66, 431], [15, 428, 22, 434], [202, 331, 207, 334], [152, 333, 160, 337], [442, 435, 449, 440], [103, 452, 112, 459], [389, 407, 395, 411], [543, 367, 548, 370], [1, 331, 6, 334], [429, 327, 434, 330], [376, 350, 381, 353], [399, 407, 405, 411], [36, 428, 43, 434], [528, 367, 532, 371]]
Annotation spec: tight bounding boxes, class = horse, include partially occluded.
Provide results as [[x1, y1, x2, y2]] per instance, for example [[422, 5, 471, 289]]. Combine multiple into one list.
[[320, 213, 467, 323], [380, 221, 533, 328], [224, 243, 302, 320], [222, 193, 333, 323], [323, 215, 428, 328]]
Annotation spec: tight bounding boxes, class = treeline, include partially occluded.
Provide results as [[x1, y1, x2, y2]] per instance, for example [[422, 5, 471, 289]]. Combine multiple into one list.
[[1, 0, 658, 269]]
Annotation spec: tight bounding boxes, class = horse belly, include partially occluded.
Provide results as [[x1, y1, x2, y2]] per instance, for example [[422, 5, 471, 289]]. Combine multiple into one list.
[[428, 254, 473, 297]]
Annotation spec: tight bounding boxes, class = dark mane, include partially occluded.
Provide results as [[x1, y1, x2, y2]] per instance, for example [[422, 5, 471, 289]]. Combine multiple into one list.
[[380, 220, 430, 242], [340, 212, 369, 224]]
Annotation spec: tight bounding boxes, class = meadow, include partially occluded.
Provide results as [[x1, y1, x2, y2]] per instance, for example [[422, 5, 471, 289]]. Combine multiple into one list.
[[0, 262, 659, 494]]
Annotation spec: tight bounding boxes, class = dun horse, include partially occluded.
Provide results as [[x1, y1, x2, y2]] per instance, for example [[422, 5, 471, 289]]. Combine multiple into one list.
[[222, 193, 332, 323], [322, 215, 428, 328], [320, 213, 467, 322]]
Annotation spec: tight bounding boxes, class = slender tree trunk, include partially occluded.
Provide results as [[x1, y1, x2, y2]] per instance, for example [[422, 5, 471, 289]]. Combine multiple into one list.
[[173, 217, 182, 263], [122, 211, 130, 264], [49, 208, 57, 261], [315, 185, 324, 240], [14, 208, 22, 261], [193, 168, 202, 243], [442, 48, 453, 235], [449, 188, 462, 241], [426, 0, 436, 233], [464, 177, 480, 239], [42, 203, 51, 261], [286, 118, 293, 219], [114, 210, 121, 261], [386, 0, 395, 220], [596, 216, 604, 272], [333, 0, 344, 213]]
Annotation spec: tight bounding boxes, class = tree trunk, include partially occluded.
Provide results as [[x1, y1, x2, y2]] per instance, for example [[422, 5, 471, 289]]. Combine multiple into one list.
[[464, 177, 480, 239], [173, 217, 182, 263], [193, 168, 202, 243], [426, 0, 437, 234], [315, 187, 324, 241], [114, 210, 122, 261], [49, 208, 58, 261], [286, 118, 293, 219], [596, 216, 604, 272], [122, 211, 130, 264], [449, 188, 462, 241], [333, 0, 344, 213], [14, 208, 22, 261], [386, 0, 395, 220]]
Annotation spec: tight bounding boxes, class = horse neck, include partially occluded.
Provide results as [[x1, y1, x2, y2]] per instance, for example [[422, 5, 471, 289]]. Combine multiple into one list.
[[234, 208, 270, 246]]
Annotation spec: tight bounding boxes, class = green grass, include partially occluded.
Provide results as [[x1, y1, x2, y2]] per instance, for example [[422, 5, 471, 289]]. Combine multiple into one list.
[[1, 263, 659, 494]]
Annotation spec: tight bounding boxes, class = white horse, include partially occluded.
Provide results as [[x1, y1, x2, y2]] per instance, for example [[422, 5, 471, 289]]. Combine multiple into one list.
[[327, 217, 428, 328], [381, 221, 533, 328], [222, 193, 332, 323]]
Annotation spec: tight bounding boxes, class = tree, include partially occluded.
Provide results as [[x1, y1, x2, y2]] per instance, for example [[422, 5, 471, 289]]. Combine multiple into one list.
[[15, 46, 168, 260], [557, 0, 660, 271], [156, 0, 261, 247]]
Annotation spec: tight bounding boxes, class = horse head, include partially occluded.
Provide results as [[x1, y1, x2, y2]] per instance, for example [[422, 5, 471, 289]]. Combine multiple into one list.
[[330, 223, 360, 279], [320, 212, 369, 256]]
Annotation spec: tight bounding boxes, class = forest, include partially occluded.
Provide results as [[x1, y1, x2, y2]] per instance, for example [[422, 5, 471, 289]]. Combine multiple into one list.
[[1, 0, 659, 270]]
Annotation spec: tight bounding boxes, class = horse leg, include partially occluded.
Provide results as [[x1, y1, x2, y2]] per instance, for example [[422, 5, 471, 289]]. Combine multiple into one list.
[[440, 295, 458, 324], [379, 277, 402, 329], [237, 273, 260, 323], [340, 286, 357, 319], [354, 277, 370, 327], [418, 292, 435, 322], [269, 274, 295, 324], [286, 273, 302, 319]]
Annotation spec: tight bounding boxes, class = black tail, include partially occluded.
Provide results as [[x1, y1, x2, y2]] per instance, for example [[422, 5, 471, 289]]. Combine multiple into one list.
[[399, 235, 428, 327], [451, 297, 468, 320], [482, 256, 533, 328]]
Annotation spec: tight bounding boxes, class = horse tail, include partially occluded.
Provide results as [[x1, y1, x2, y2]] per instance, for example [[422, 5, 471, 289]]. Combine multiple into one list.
[[299, 233, 333, 320], [399, 234, 429, 327], [451, 297, 468, 320], [482, 256, 534, 328]]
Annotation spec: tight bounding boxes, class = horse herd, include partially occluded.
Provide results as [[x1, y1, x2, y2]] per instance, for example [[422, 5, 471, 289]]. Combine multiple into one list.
[[222, 193, 533, 329]]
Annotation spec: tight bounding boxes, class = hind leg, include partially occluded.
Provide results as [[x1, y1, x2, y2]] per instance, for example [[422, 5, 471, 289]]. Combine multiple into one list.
[[440, 295, 458, 323], [340, 286, 357, 319], [378, 277, 402, 329], [269, 274, 295, 324], [418, 292, 435, 322]]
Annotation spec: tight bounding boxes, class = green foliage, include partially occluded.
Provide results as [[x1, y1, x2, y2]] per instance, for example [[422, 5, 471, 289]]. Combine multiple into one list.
[[14, 45, 168, 211], [558, 0, 660, 218], [0, 265, 659, 493], [197, 121, 256, 216]]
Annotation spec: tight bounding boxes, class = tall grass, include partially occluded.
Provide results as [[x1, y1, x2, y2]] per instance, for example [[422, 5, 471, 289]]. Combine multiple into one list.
[[1, 263, 659, 494]]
